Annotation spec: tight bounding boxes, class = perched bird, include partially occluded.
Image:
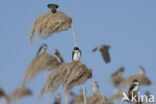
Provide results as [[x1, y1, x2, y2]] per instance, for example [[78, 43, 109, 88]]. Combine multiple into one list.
[[128, 79, 140, 102], [110, 66, 125, 86], [47, 4, 59, 13], [92, 45, 111, 63], [54, 49, 64, 64], [36, 44, 47, 56], [72, 47, 81, 61], [128, 79, 140, 94], [53, 94, 61, 104]]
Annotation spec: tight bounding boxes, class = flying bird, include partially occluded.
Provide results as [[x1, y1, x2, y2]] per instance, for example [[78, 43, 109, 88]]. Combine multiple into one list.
[[54, 49, 64, 64], [92, 45, 111, 63], [36, 44, 47, 56], [72, 47, 81, 61], [47, 4, 59, 13], [121, 66, 151, 88], [110, 66, 125, 86]]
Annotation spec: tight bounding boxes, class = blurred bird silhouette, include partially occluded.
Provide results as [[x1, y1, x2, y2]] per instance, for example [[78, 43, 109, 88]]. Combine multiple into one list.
[[110, 66, 125, 86], [93, 45, 111, 63], [121, 66, 151, 89], [54, 49, 64, 64], [36, 44, 47, 56], [53, 94, 61, 104], [47, 4, 59, 13]]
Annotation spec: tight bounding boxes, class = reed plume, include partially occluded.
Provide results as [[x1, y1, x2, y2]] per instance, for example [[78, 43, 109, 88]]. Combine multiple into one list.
[[10, 86, 32, 101], [30, 11, 72, 44], [23, 52, 61, 83], [39, 61, 92, 98]]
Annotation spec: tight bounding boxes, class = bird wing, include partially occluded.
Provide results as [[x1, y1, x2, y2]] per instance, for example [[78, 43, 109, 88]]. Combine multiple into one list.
[[100, 49, 110, 63]]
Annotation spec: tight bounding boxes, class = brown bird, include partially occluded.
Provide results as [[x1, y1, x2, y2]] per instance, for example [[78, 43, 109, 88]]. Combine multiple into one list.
[[93, 45, 111, 63], [54, 49, 64, 64], [47, 4, 59, 13], [110, 66, 125, 86], [121, 66, 151, 88]]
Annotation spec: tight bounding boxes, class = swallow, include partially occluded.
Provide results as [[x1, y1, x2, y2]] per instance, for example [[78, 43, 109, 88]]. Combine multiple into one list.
[[111, 66, 125, 86], [92, 45, 111, 63], [47, 4, 59, 13], [72, 47, 81, 61], [128, 79, 140, 101], [36, 44, 47, 56], [54, 49, 64, 64]]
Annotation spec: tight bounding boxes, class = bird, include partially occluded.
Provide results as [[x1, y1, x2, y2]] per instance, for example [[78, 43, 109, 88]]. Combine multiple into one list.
[[128, 79, 140, 94], [128, 79, 140, 102], [47, 4, 59, 13], [121, 66, 151, 88], [92, 45, 111, 63], [36, 44, 47, 56], [53, 94, 61, 104], [110, 66, 125, 86], [54, 49, 64, 64], [72, 47, 81, 61]]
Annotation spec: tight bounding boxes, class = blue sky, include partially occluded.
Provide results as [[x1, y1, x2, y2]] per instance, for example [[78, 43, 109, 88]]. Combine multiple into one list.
[[0, 0, 156, 104]]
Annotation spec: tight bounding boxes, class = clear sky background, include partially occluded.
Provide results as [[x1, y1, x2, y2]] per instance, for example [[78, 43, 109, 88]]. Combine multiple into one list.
[[0, 0, 156, 104]]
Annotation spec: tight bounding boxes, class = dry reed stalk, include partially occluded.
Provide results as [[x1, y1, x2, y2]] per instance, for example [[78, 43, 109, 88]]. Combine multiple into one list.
[[30, 11, 72, 44], [39, 61, 92, 98], [23, 52, 61, 83], [10, 87, 32, 101], [82, 84, 87, 104]]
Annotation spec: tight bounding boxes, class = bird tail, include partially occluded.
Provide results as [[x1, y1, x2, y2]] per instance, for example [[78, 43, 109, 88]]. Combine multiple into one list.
[[92, 48, 97, 52]]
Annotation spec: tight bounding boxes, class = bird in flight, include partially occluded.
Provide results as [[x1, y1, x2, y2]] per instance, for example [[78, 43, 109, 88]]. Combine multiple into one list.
[[110, 66, 125, 86], [92, 45, 111, 63]]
